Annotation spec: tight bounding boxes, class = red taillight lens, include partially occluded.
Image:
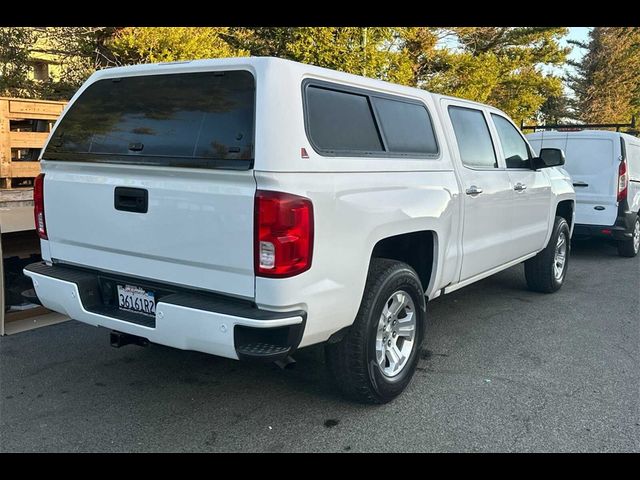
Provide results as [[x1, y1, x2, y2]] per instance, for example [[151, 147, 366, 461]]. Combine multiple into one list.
[[617, 160, 628, 203], [254, 190, 313, 278], [34, 173, 47, 239]]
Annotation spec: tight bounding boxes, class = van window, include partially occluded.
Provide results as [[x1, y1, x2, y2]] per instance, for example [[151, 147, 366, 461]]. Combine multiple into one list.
[[305, 86, 383, 153], [491, 114, 531, 168], [448, 107, 497, 169], [43, 70, 255, 169], [372, 97, 438, 155], [626, 142, 640, 181]]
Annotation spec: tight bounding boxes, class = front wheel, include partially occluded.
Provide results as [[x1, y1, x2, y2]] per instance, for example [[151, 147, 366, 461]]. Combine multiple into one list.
[[617, 216, 639, 258], [325, 259, 426, 404], [524, 216, 571, 293]]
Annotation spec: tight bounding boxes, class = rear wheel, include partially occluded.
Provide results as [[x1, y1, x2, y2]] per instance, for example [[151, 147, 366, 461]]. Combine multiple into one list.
[[524, 216, 570, 293], [325, 259, 426, 404], [617, 216, 640, 258]]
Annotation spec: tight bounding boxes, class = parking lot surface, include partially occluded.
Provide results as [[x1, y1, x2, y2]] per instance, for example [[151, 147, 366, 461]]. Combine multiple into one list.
[[1, 238, 638, 452]]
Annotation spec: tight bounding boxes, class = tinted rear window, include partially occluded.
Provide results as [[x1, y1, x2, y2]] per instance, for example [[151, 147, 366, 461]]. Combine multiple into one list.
[[305, 86, 383, 153], [44, 70, 255, 169]]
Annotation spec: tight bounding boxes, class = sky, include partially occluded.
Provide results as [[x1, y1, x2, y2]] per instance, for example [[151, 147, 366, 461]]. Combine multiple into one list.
[[564, 27, 591, 60], [562, 27, 591, 69]]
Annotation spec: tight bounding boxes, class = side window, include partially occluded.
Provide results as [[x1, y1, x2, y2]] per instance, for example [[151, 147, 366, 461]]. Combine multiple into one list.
[[371, 97, 438, 155], [305, 86, 383, 153], [491, 114, 531, 169], [304, 81, 440, 158], [448, 106, 497, 169], [627, 143, 640, 181]]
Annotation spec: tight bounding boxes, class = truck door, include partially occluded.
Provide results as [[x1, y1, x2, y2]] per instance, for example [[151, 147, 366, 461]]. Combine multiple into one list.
[[489, 113, 552, 257], [444, 101, 515, 281]]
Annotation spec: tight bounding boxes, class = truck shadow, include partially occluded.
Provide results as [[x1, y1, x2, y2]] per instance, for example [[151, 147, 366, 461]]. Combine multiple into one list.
[[570, 236, 623, 258]]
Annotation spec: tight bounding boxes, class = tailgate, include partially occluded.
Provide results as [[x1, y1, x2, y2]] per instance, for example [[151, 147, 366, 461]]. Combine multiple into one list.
[[39, 68, 258, 298], [43, 163, 256, 298]]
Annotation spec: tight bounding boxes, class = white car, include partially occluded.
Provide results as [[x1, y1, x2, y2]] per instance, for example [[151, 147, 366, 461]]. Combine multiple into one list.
[[527, 130, 640, 257], [25, 57, 575, 403]]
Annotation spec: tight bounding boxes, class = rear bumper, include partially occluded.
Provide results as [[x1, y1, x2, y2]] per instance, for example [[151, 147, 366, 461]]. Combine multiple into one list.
[[574, 207, 637, 241], [23, 262, 305, 361]]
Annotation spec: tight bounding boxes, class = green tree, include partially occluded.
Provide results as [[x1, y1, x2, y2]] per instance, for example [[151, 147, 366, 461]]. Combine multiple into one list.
[[402, 27, 569, 125], [2, 26, 571, 124], [229, 27, 414, 85], [0, 27, 37, 97], [538, 93, 572, 124], [108, 27, 247, 64], [568, 27, 640, 126], [30, 27, 121, 100], [396, 27, 442, 86]]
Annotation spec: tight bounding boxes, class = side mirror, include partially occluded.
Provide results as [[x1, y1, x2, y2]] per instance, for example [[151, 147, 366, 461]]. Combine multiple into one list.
[[532, 148, 565, 169]]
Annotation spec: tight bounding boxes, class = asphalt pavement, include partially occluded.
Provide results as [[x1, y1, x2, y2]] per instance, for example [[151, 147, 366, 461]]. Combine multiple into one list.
[[1, 238, 638, 452]]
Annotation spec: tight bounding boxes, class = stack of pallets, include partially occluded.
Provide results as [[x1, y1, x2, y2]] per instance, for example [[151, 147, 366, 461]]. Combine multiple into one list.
[[0, 97, 66, 191]]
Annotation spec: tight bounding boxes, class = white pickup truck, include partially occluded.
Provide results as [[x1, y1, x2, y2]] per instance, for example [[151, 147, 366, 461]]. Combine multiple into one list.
[[24, 57, 575, 403]]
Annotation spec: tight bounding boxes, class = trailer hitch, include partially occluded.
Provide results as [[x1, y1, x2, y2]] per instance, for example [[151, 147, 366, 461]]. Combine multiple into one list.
[[110, 331, 149, 348]]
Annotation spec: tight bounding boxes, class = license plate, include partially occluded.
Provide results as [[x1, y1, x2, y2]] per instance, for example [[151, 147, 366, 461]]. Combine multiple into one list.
[[117, 284, 156, 317]]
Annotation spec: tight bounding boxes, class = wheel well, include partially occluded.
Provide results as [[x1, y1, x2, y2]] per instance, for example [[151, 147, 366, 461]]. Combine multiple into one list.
[[371, 231, 435, 292], [556, 200, 574, 229]]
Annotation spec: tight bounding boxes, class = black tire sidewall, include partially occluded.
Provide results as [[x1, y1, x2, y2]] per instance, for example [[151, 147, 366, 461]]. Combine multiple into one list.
[[364, 266, 425, 401]]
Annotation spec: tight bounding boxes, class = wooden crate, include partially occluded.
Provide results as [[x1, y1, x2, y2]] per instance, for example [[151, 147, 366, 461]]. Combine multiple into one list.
[[0, 97, 67, 189]]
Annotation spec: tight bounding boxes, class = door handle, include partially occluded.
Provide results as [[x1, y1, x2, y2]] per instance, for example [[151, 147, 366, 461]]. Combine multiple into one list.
[[573, 181, 589, 187], [514, 183, 527, 192], [114, 187, 148, 213], [465, 185, 483, 196]]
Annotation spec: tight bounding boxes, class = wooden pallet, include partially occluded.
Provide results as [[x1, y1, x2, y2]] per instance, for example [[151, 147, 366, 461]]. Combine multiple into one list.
[[1, 215, 59, 336], [0, 97, 67, 189]]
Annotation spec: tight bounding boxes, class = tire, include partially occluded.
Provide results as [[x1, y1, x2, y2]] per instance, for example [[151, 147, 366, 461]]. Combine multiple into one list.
[[617, 216, 640, 258], [325, 258, 426, 404], [524, 216, 570, 293]]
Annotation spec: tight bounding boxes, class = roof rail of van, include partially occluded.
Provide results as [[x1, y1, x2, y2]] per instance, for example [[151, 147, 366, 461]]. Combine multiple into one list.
[[521, 116, 636, 133]]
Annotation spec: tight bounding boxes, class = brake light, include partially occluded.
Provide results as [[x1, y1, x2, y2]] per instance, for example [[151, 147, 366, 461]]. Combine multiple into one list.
[[617, 160, 628, 203], [255, 190, 313, 278], [34, 173, 47, 239]]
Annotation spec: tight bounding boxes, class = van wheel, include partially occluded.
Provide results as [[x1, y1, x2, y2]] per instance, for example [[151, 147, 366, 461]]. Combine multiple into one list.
[[325, 259, 426, 404], [617, 216, 640, 258], [524, 216, 570, 293]]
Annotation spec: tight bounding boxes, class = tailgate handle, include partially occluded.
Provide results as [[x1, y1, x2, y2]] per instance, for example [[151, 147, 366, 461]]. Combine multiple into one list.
[[573, 181, 589, 187], [114, 187, 148, 213]]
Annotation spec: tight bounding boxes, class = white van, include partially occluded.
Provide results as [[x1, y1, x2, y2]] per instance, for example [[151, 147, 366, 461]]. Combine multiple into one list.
[[527, 130, 640, 257]]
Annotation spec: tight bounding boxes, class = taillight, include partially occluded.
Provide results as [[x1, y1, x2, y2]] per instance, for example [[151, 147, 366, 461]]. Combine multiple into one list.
[[34, 173, 47, 239], [617, 160, 628, 203], [254, 190, 313, 278]]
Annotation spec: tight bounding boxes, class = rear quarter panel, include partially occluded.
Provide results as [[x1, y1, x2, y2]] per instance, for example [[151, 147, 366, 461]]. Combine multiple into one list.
[[254, 170, 460, 347]]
